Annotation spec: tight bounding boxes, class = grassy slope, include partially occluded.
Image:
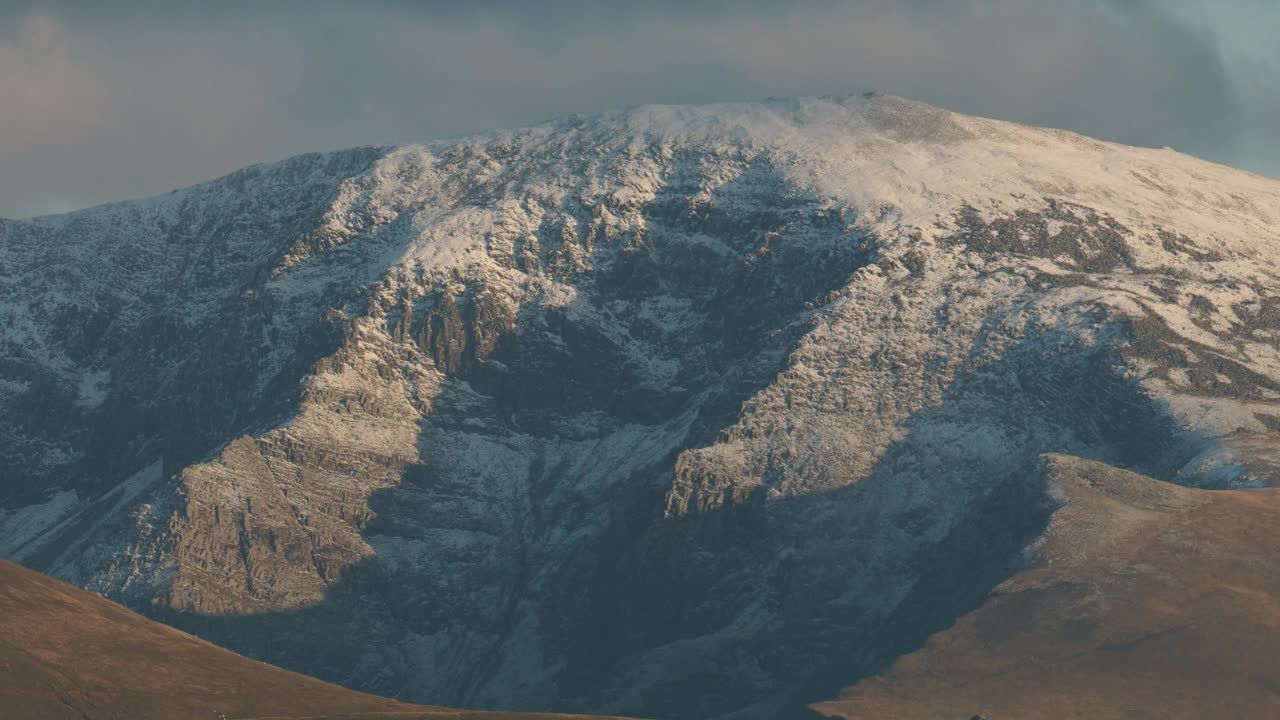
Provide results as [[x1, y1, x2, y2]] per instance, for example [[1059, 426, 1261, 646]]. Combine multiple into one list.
[[0, 560, 629, 720], [811, 453, 1280, 719]]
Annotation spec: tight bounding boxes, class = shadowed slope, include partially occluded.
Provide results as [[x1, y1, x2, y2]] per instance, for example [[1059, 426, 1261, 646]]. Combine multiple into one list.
[[812, 454, 1280, 719], [0, 560, 628, 720]]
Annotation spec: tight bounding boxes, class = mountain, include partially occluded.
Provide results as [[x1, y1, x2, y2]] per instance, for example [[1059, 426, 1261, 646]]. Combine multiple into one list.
[[0, 559, 626, 720], [2, 94, 1279, 719]]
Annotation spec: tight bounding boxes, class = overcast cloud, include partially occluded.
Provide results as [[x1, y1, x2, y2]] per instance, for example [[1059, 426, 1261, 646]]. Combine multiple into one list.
[[0, 0, 1276, 217]]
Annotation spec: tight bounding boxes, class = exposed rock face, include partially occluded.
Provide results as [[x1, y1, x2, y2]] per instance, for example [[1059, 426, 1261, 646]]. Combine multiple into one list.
[[3, 95, 1280, 719]]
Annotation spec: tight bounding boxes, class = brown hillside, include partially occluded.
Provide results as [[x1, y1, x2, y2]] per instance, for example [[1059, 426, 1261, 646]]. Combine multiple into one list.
[[0, 560, 627, 720], [812, 454, 1280, 720]]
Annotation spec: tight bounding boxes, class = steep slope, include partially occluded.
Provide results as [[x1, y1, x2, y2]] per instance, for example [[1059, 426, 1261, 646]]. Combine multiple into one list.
[[0, 559, 628, 720], [3, 94, 1280, 718], [812, 454, 1280, 719]]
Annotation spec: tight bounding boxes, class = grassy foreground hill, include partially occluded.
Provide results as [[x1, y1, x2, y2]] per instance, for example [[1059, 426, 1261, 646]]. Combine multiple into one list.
[[0, 559, 628, 720]]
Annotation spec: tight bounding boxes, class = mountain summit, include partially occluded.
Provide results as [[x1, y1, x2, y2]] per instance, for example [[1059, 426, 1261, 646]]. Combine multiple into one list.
[[2, 94, 1279, 718]]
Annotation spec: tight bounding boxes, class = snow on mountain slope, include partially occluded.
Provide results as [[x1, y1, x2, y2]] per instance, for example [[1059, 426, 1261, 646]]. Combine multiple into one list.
[[2, 94, 1280, 719]]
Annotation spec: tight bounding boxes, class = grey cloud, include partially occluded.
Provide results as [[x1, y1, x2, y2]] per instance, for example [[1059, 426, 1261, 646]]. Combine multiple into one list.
[[0, 0, 1273, 217]]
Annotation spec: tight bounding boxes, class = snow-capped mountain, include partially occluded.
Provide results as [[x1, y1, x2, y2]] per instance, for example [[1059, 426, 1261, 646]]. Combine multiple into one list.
[[2, 94, 1279, 719]]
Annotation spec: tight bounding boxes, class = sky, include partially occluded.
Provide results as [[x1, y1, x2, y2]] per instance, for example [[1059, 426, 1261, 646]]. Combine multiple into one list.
[[0, 0, 1276, 218]]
